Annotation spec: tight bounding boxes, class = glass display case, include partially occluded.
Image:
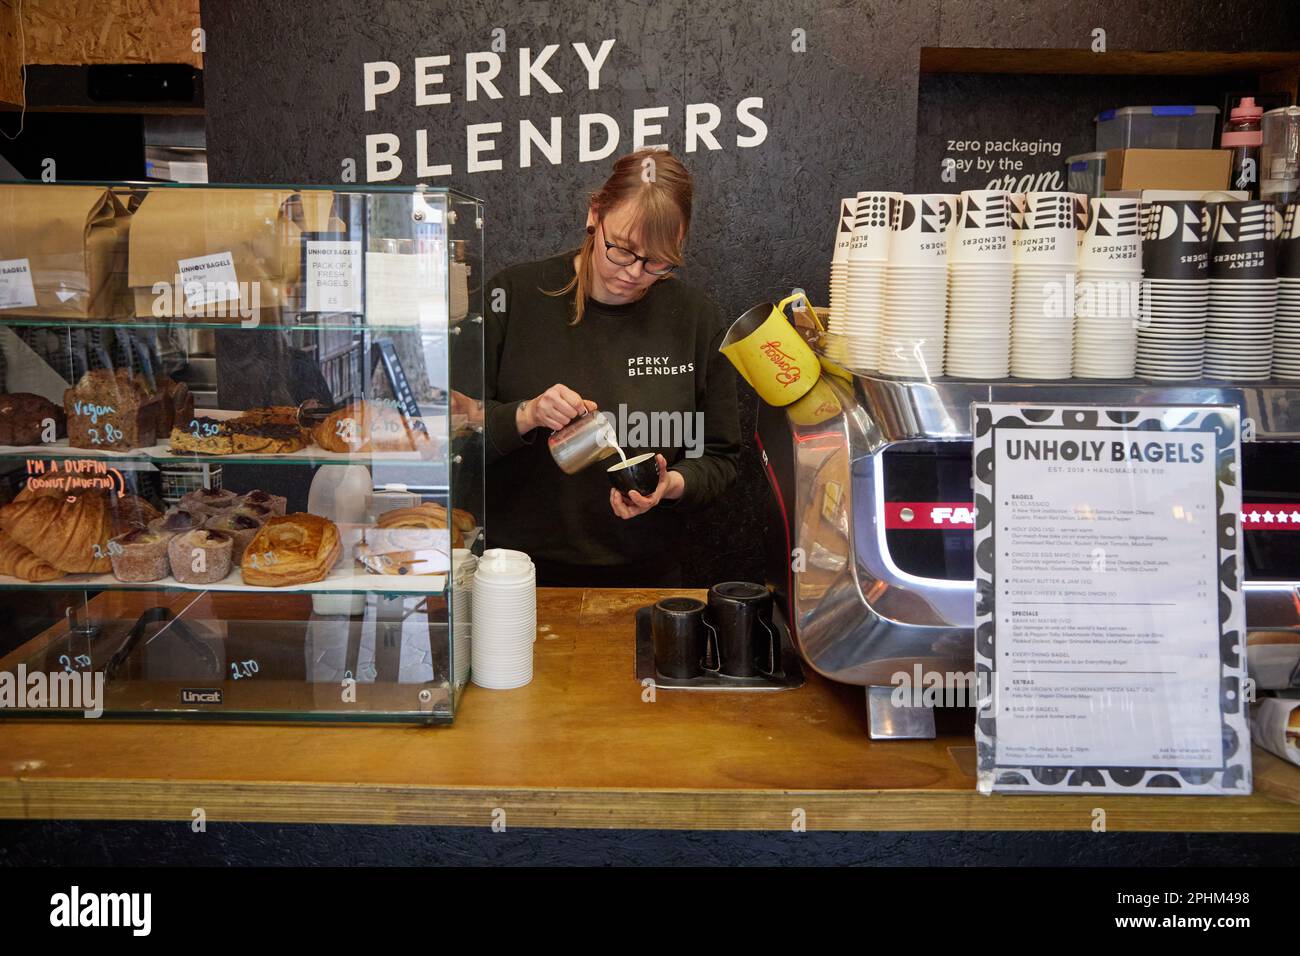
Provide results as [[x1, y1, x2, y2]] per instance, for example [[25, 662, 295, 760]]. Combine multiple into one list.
[[0, 181, 485, 723]]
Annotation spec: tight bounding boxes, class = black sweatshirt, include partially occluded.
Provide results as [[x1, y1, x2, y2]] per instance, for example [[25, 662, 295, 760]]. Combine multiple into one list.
[[483, 251, 741, 567]]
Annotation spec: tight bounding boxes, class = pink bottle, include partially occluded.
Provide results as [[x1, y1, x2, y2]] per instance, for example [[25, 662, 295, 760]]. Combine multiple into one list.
[[1222, 97, 1264, 199]]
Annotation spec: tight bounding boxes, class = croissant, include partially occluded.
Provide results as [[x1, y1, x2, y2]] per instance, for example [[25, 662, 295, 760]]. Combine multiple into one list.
[[313, 401, 420, 454], [0, 529, 65, 581], [0, 492, 116, 573]]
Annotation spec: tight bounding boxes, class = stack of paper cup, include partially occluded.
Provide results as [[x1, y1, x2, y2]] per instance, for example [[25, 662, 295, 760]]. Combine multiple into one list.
[[471, 548, 536, 690], [947, 189, 1015, 378], [824, 196, 856, 365], [1074, 197, 1143, 378], [827, 196, 856, 333], [1137, 200, 1212, 381], [1275, 203, 1300, 381], [1011, 192, 1084, 379], [879, 193, 955, 378], [451, 548, 476, 685], [844, 191, 901, 369], [1203, 200, 1279, 382]]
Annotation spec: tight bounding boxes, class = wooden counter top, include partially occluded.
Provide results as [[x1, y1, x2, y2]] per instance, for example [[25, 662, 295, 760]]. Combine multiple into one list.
[[1, 587, 1298, 831]]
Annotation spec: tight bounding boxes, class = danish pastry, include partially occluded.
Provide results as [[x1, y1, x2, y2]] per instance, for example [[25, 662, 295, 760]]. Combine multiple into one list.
[[240, 513, 341, 587]]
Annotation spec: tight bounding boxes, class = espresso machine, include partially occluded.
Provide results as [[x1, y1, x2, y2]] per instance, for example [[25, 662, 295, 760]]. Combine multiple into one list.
[[756, 368, 1300, 738]]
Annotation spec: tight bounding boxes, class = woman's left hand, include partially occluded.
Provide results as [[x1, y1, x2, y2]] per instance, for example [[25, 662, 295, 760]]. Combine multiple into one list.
[[609, 454, 683, 519]]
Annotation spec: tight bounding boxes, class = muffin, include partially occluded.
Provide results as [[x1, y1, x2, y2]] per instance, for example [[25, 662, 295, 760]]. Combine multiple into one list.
[[239, 490, 287, 515], [108, 527, 172, 582], [148, 508, 206, 537], [167, 529, 234, 584], [180, 487, 240, 516], [234, 502, 274, 523], [203, 512, 263, 563]]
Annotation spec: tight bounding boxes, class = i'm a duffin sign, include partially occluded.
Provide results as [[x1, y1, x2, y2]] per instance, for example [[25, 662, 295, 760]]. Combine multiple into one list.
[[0, 665, 104, 718]]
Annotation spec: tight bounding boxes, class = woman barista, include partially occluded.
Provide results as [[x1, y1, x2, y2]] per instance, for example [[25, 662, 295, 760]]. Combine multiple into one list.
[[484, 149, 740, 587]]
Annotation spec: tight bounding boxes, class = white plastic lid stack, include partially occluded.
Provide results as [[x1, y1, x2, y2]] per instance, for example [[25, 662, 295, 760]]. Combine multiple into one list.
[[471, 550, 537, 690]]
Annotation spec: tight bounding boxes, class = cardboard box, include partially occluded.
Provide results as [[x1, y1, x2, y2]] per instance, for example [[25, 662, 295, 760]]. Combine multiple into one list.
[[1104, 148, 1232, 192]]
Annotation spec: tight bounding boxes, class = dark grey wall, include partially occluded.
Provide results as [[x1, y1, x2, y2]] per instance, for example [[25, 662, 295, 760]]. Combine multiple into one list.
[[200, 0, 1300, 586]]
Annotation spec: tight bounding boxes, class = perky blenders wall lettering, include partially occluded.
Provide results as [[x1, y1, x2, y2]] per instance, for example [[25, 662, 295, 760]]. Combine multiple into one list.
[[361, 38, 769, 181]]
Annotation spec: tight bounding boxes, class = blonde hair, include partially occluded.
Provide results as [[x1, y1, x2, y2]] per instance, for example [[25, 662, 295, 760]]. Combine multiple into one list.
[[548, 148, 693, 325]]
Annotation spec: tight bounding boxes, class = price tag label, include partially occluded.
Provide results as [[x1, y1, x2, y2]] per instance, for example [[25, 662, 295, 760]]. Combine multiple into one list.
[[0, 258, 37, 310], [177, 251, 239, 308], [304, 240, 362, 312]]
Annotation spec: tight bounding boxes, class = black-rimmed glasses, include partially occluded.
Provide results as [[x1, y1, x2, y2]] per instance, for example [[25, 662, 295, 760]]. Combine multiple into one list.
[[599, 223, 677, 276]]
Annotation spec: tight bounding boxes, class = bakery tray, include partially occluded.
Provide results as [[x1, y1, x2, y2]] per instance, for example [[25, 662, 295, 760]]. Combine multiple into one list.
[[0, 409, 456, 466], [0, 525, 477, 595], [634, 603, 805, 691]]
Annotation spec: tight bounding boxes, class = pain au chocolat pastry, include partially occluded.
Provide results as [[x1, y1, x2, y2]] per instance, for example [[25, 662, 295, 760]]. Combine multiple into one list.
[[239, 489, 286, 515], [241, 513, 341, 587], [167, 529, 234, 584], [0, 529, 65, 581], [377, 502, 466, 548], [109, 527, 172, 582], [203, 512, 263, 563]]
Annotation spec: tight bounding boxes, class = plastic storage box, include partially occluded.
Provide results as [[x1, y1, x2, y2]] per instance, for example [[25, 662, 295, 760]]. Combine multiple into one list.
[[1095, 105, 1220, 151], [1065, 151, 1107, 197]]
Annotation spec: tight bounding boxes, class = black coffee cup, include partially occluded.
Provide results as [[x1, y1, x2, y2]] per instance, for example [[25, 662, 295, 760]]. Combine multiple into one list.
[[652, 597, 706, 679], [705, 581, 777, 678], [608, 453, 659, 497], [1142, 201, 1210, 280], [1209, 201, 1278, 280]]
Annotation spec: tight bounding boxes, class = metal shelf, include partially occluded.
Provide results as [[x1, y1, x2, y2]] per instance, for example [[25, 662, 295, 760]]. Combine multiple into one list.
[[843, 370, 1300, 443]]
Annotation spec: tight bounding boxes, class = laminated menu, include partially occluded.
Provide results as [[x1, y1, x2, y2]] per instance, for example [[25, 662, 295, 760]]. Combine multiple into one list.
[[0, 185, 131, 319], [972, 403, 1252, 796]]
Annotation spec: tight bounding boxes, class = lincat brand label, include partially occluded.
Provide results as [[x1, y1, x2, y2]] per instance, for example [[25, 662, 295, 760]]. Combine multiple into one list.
[[181, 688, 223, 705]]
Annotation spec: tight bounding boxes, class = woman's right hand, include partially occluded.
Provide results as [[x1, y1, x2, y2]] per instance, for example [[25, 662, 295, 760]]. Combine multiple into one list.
[[517, 384, 597, 434]]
